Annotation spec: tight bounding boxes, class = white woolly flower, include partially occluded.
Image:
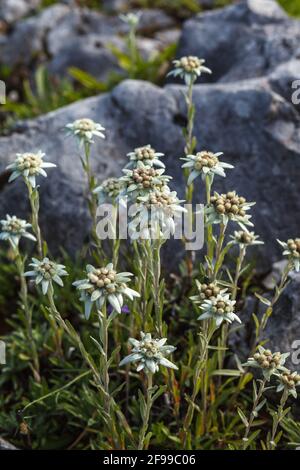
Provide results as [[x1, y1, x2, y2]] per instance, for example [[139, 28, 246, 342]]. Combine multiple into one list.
[[73, 263, 140, 319], [94, 177, 122, 204], [244, 346, 289, 381], [230, 230, 264, 248], [0, 215, 36, 248], [168, 56, 212, 85], [119, 12, 141, 28], [198, 292, 240, 327], [119, 332, 178, 374], [65, 118, 105, 146], [126, 145, 165, 169], [277, 238, 300, 272], [6, 151, 56, 188], [181, 150, 233, 185], [120, 163, 172, 201], [190, 280, 227, 307], [129, 189, 186, 239], [206, 191, 255, 230], [276, 370, 300, 399], [25, 257, 68, 295]]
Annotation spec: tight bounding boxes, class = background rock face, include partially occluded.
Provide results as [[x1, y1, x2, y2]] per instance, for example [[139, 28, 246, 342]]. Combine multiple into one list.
[[177, 0, 300, 82], [0, 73, 299, 268]]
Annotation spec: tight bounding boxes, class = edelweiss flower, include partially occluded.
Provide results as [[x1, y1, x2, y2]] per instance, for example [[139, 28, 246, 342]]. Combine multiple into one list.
[[65, 118, 105, 146], [6, 151, 56, 188], [94, 177, 122, 204], [120, 163, 172, 201], [276, 371, 300, 399], [25, 257, 68, 295], [73, 263, 140, 319], [190, 280, 226, 306], [126, 145, 165, 169], [277, 238, 300, 272], [198, 292, 240, 327], [206, 191, 255, 230], [0, 215, 36, 248], [181, 151, 233, 185], [168, 56, 212, 85], [129, 189, 186, 239], [119, 332, 178, 374], [244, 346, 289, 381], [230, 230, 264, 248], [119, 12, 141, 28]]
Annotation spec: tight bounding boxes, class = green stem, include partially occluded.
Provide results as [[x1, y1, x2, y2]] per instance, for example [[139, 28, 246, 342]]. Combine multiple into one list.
[[138, 373, 153, 450], [232, 245, 246, 301], [242, 378, 267, 449], [205, 175, 214, 277], [99, 303, 111, 414], [212, 222, 227, 280], [181, 322, 215, 447], [26, 180, 42, 257], [14, 247, 40, 382], [269, 388, 289, 450]]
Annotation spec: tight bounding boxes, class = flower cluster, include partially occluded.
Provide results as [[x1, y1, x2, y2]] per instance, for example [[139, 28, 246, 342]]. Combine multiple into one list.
[[120, 163, 171, 200], [129, 189, 185, 238], [119, 11, 141, 28], [278, 238, 300, 272], [198, 292, 240, 327], [73, 263, 140, 318], [126, 145, 165, 169], [244, 347, 289, 380], [0, 215, 36, 248], [168, 56, 212, 85], [181, 151, 233, 184], [230, 230, 263, 247], [66, 118, 105, 146], [276, 371, 300, 399], [190, 280, 224, 305], [25, 257, 68, 295], [206, 191, 255, 229], [119, 332, 177, 374], [7, 151, 56, 188], [94, 177, 122, 204]]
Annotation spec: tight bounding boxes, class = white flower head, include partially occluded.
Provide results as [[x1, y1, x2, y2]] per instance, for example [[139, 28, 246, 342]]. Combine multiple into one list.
[[276, 370, 300, 399], [6, 151, 56, 188], [120, 163, 172, 201], [277, 238, 300, 272], [129, 188, 186, 239], [119, 11, 141, 28], [126, 145, 165, 169], [244, 346, 290, 381], [190, 280, 227, 307], [25, 257, 68, 295], [65, 118, 105, 146], [230, 230, 264, 248], [168, 56, 212, 85], [0, 215, 36, 248], [94, 177, 122, 204], [198, 292, 240, 327], [73, 263, 140, 319], [206, 191, 255, 230], [119, 332, 178, 374], [181, 151, 233, 185]]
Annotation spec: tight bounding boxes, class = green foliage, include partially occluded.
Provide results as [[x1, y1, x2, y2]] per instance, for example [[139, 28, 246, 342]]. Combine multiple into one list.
[[278, 0, 300, 16]]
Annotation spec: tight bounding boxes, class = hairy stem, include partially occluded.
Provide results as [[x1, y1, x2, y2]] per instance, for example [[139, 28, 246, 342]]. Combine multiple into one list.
[[138, 373, 153, 450]]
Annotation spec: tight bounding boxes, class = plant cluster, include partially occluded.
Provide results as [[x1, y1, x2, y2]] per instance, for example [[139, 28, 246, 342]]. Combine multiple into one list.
[[0, 52, 299, 451]]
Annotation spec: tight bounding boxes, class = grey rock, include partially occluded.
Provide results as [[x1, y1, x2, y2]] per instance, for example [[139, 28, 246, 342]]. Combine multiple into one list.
[[0, 0, 41, 24], [176, 0, 300, 83], [0, 77, 299, 266], [0, 437, 17, 450]]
